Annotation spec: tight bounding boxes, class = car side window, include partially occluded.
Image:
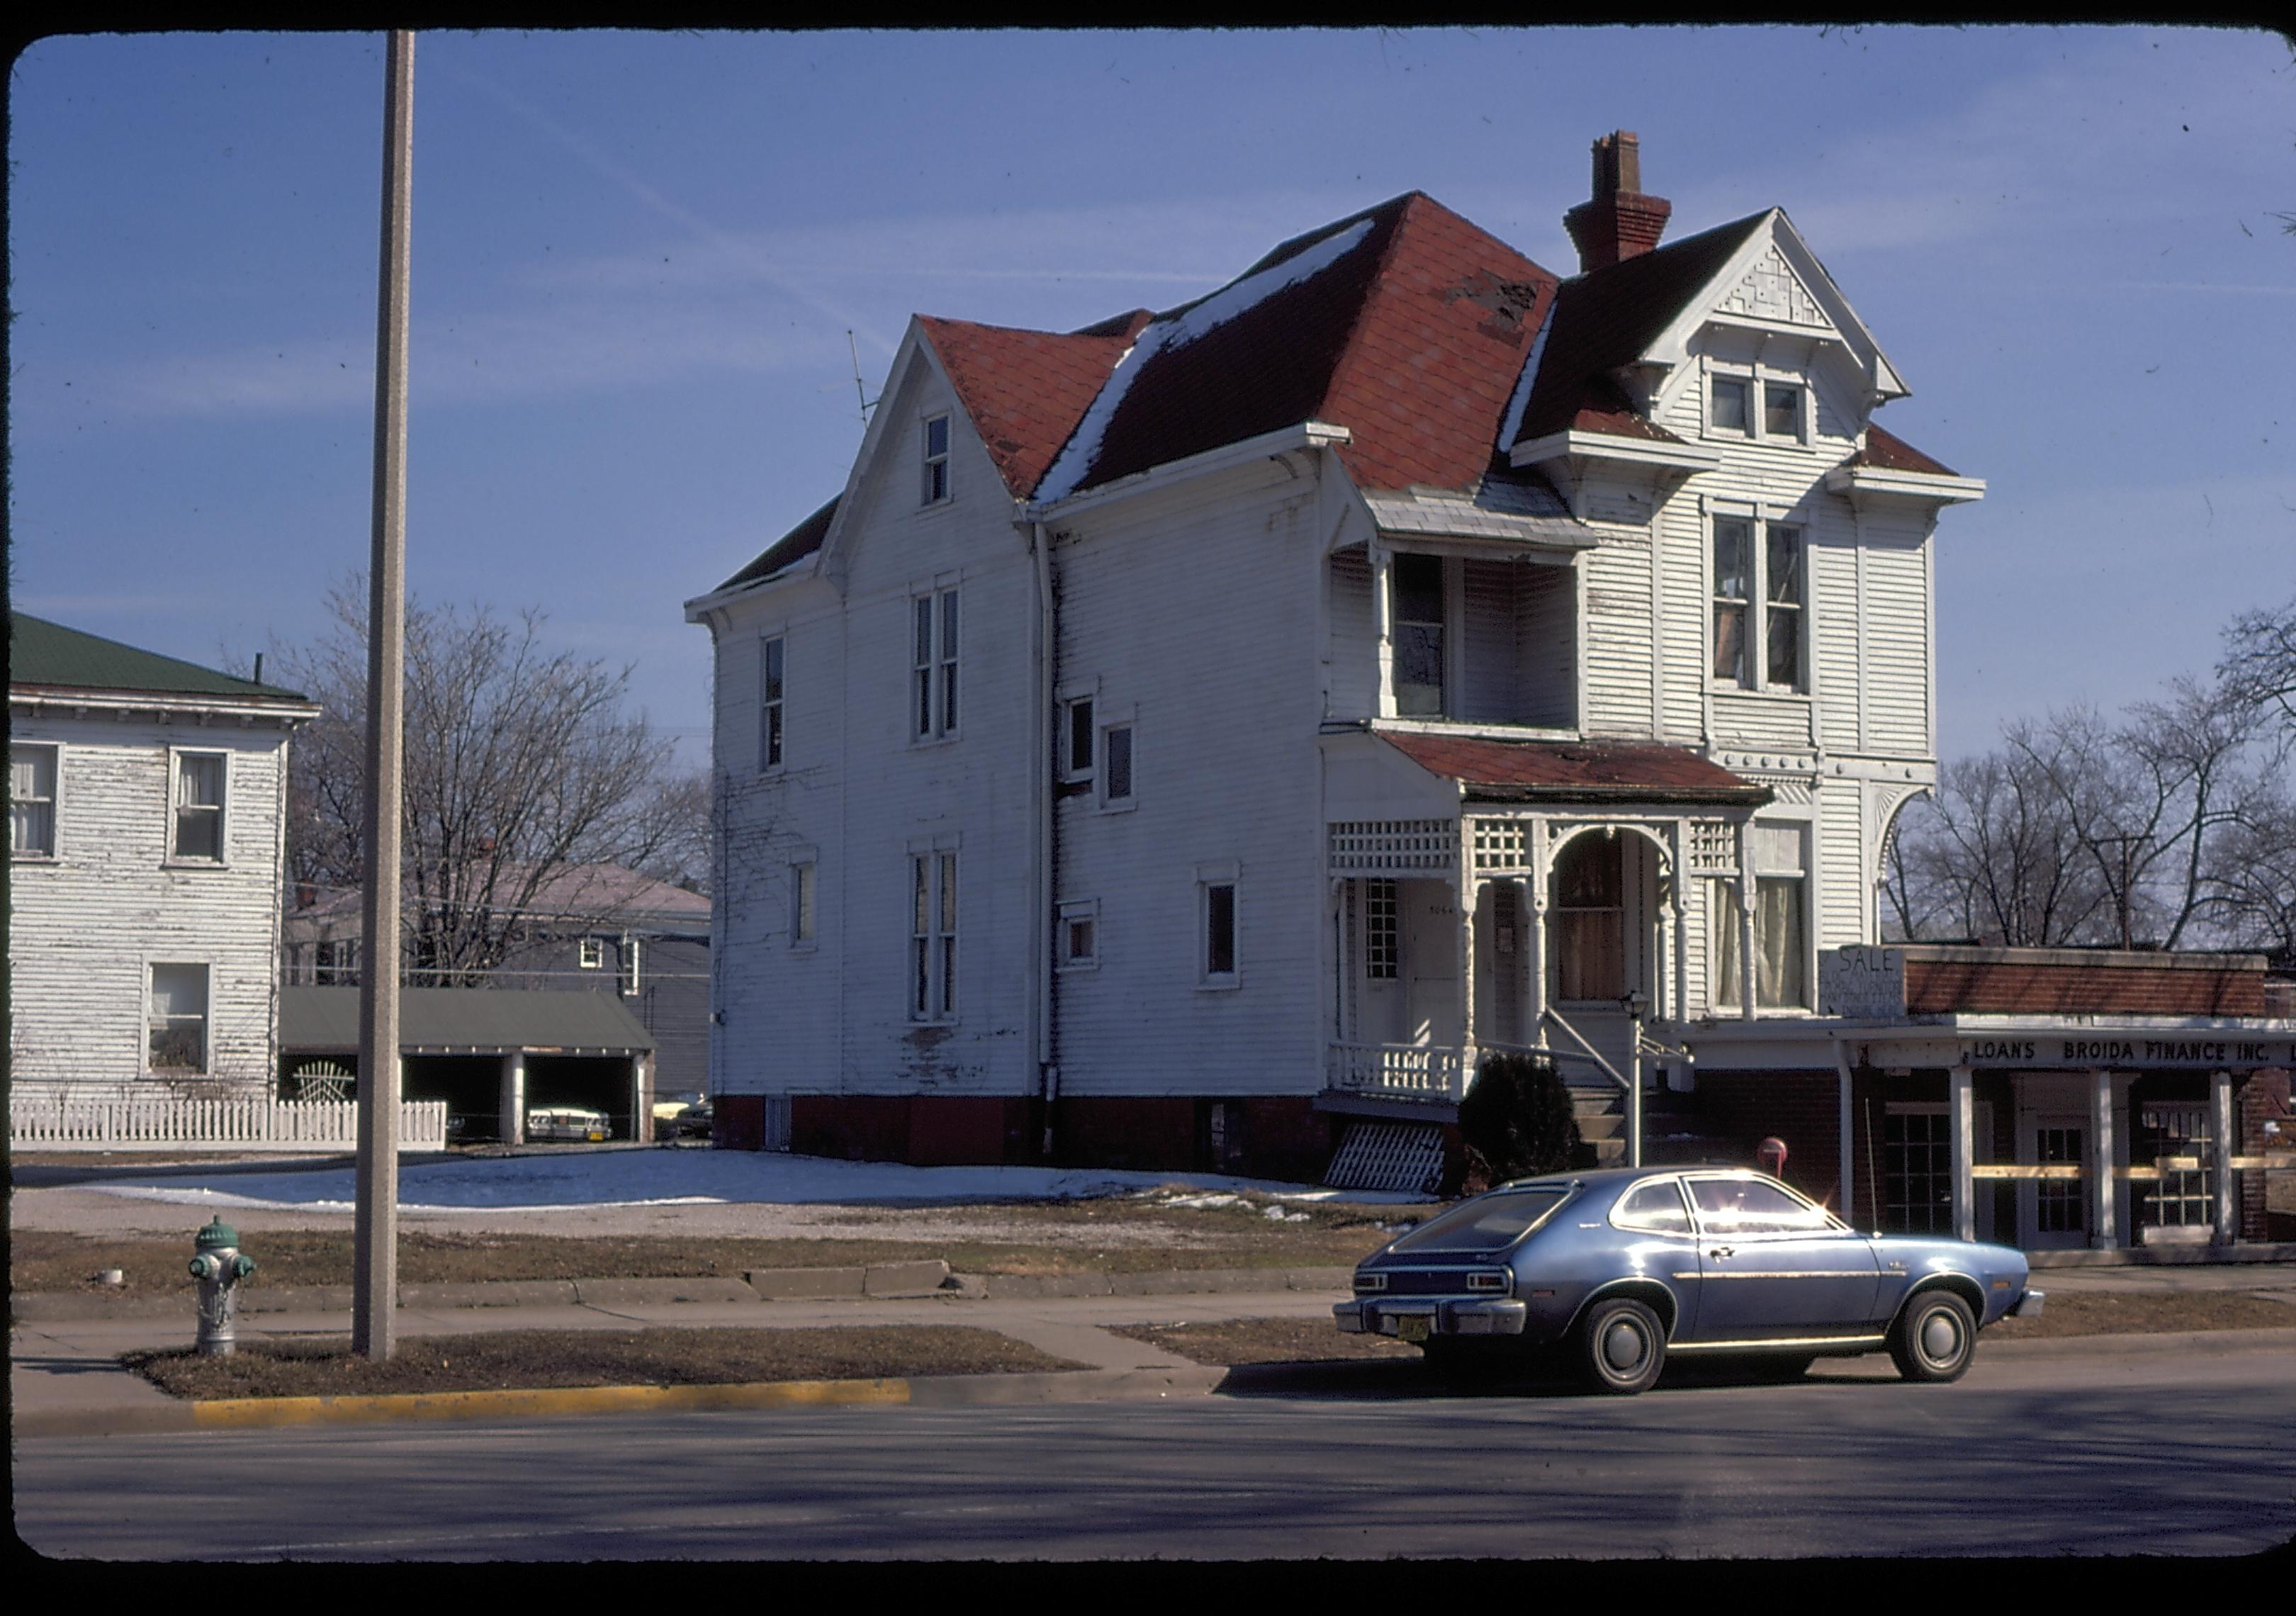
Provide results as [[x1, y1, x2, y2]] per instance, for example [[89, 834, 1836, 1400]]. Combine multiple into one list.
[[1687, 1177, 1834, 1236], [1613, 1179, 1694, 1234]]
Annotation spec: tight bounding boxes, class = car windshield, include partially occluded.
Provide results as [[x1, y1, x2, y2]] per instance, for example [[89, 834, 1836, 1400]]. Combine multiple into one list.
[[1386, 1187, 1572, 1255]]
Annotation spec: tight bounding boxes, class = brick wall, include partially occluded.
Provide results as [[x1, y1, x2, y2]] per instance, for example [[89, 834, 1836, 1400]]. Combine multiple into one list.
[[1682, 1070, 1843, 1210], [2239, 1068, 2292, 1242]]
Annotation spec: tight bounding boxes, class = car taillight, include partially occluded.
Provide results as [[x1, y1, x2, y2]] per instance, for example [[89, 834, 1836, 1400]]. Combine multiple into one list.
[[1353, 1272, 1387, 1294]]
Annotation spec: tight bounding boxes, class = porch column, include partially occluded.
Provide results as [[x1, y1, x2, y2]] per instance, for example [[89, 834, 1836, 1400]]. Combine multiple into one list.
[[1737, 878, 1757, 1022], [1525, 828, 1550, 1048], [1949, 1060, 1976, 1243], [2212, 1068, 2236, 1244], [1835, 1040, 1855, 1227], [2090, 1067, 2117, 1249], [1371, 541, 1397, 720], [633, 1053, 653, 1145], [500, 1051, 526, 1145]]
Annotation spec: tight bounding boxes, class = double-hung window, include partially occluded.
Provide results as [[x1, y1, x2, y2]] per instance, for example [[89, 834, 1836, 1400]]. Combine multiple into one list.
[[11, 744, 57, 858], [913, 587, 960, 739], [922, 414, 951, 505], [1062, 694, 1095, 782], [1101, 720, 1134, 808], [1198, 865, 1239, 989], [1391, 552, 1446, 717], [1711, 515, 1804, 692], [1715, 821, 1808, 1010], [171, 751, 227, 863], [1709, 370, 1806, 445], [760, 634, 785, 769], [911, 851, 957, 1020], [789, 860, 816, 947], [148, 963, 210, 1073]]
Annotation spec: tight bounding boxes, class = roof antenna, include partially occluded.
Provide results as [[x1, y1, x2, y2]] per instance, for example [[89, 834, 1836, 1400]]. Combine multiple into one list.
[[848, 330, 878, 434]]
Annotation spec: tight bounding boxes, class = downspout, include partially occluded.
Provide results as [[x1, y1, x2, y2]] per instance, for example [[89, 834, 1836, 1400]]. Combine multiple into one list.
[[1032, 518, 1060, 1157]]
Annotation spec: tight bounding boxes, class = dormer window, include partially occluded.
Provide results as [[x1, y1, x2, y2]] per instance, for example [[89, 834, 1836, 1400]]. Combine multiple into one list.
[[923, 414, 951, 505], [1710, 378, 1749, 435], [1708, 366, 1806, 445]]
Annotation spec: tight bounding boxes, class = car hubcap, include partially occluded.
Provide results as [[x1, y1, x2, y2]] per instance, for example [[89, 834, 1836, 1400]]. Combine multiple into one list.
[[1604, 1321, 1646, 1374], [1921, 1311, 1959, 1363]]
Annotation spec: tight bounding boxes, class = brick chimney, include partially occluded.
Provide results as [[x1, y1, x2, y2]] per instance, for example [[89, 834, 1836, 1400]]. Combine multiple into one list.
[[1563, 130, 1672, 273]]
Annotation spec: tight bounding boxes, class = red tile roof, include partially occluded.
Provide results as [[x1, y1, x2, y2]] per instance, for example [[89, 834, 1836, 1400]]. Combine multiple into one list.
[[1846, 424, 1958, 477], [918, 312, 1148, 498], [1375, 728, 1769, 805], [1061, 193, 1561, 498]]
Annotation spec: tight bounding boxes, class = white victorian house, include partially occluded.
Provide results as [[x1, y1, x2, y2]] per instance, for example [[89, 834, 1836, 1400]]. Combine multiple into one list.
[[687, 133, 1990, 1188], [5, 613, 387, 1151]]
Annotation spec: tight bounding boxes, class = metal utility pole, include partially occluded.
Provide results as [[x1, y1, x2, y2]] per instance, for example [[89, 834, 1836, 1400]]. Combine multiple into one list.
[[354, 28, 415, 1361]]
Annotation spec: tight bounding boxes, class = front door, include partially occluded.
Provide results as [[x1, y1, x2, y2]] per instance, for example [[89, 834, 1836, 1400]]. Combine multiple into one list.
[[1684, 1174, 1879, 1340], [2018, 1113, 2089, 1250]]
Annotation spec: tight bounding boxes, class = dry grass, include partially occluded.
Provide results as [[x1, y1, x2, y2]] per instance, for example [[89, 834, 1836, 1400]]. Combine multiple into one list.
[[125, 1326, 1091, 1401], [1987, 1288, 2295, 1338], [13, 1194, 1410, 1299]]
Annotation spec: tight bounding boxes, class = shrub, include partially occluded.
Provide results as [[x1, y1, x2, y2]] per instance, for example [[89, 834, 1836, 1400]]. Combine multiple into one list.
[[1459, 1050, 1582, 1187]]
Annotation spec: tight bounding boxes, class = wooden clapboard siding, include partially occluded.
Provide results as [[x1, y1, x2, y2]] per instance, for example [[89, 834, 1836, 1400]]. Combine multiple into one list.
[[1051, 459, 1326, 1098], [1325, 548, 1378, 722], [1816, 776, 1867, 949], [1858, 515, 1933, 757], [8, 714, 291, 1089], [1580, 529, 1655, 735]]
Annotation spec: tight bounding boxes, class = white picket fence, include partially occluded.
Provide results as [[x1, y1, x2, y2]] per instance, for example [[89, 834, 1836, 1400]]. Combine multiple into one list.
[[11, 1087, 449, 1153]]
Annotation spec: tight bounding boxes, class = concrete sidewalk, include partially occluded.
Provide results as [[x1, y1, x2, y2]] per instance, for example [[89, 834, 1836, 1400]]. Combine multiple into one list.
[[10, 1276, 1350, 1439]]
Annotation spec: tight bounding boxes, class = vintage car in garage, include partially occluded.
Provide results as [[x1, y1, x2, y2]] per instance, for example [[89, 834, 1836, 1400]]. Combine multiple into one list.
[[1334, 1165, 2041, 1393]]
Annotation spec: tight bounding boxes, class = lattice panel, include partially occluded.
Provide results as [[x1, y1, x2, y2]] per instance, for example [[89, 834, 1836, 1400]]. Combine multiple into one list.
[[1687, 820, 1738, 875], [1470, 818, 1530, 873], [1329, 819, 1456, 872], [1323, 1121, 1449, 1195]]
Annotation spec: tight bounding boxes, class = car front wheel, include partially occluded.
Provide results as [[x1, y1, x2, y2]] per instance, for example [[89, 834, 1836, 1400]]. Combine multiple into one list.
[[1577, 1297, 1665, 1395], [1889, 1289, 1977, 1383]]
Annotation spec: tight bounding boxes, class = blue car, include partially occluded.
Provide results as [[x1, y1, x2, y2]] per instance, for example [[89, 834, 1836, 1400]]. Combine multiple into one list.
[[1334, 1165, 2042, 1394]]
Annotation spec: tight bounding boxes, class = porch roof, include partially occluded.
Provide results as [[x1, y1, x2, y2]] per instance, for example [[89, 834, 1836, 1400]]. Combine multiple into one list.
[[1374, 728, 1770, 806]]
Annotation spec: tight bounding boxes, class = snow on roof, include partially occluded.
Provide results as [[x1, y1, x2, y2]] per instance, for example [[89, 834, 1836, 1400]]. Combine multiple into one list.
[[1035, 218, 1378, 504]]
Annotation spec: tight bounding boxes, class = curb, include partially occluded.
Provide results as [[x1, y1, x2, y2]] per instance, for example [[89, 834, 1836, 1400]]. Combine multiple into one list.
[[13, 1363, 1227, 1440]]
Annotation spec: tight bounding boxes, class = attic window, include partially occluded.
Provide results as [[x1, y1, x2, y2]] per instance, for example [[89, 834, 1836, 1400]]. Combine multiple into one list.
[[923, 415, 951, 505], [1765, 384, 1803, 439], [1710, 378, 1749, 435]]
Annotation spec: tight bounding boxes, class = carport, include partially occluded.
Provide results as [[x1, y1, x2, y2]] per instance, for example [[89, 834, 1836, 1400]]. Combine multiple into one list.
[[280, 987, 655, 1144]]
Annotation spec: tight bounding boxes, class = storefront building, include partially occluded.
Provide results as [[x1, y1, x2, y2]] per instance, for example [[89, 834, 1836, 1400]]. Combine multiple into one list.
[[1682, 945, 2295, 1254]]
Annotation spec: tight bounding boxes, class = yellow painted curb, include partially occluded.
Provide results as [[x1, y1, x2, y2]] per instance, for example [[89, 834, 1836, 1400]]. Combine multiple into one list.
[[191, 1376, 913, 1428]]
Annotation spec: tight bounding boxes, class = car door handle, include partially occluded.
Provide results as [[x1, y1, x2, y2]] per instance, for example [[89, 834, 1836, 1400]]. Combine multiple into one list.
[[1708, 1246, 1733, 1259]]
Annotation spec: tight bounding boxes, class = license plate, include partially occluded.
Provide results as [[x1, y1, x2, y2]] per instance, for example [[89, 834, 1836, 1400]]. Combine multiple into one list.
[[1398, 1315, 1431, 1344]]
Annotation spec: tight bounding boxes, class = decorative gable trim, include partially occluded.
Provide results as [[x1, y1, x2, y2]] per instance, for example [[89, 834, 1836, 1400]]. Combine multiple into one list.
[[1644, 210, 1907, 406], [1717, 244, 1828, 329]]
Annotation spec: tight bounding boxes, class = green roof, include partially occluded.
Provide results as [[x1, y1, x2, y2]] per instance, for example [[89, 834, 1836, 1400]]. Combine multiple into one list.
[[9, 613, 315, 704], [281, 987, 655, 1055]]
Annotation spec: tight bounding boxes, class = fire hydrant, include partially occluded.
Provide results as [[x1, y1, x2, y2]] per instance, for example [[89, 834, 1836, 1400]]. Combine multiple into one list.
[[188, 1218, 257, 1357]]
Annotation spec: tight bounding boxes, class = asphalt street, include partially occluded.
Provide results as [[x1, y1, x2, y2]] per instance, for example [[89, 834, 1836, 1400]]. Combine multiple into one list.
[[17, 1333, 2292, 1561]]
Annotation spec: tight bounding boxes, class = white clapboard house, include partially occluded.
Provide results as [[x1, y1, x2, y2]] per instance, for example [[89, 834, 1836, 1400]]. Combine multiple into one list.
[[8, 613, 442, 1152], [686, 133, 1989, 1186]]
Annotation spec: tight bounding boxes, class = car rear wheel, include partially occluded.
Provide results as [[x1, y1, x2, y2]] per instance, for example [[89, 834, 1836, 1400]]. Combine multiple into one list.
[[1577, 1297, 1665, 1395], [1889, 1289, 1976, 1383]]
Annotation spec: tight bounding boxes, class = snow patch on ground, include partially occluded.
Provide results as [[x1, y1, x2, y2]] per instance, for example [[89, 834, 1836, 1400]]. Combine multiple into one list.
[[76, 1146, 1436, 1215]]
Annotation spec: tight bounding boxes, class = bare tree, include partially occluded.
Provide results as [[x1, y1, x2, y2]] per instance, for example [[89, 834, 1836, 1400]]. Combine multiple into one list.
[[2220, 591, 2296, 731], [276, 579, 679, 984], [1896, 747, 2110, 946]]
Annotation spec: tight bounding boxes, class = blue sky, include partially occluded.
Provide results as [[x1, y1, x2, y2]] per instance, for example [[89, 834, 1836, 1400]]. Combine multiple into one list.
[[9, 26, 2293, 768]]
